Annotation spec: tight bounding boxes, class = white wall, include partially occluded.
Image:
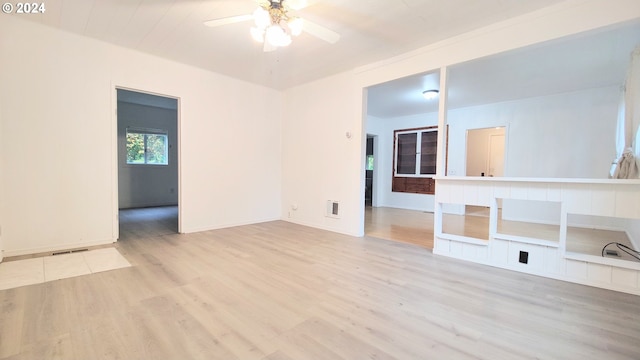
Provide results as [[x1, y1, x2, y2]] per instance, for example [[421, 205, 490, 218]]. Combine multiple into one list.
[[281, 72, 362, 235], [117, 101, 178, 209], [447, 86, 618, 179], [0, 99, 3, 262], [0, 16, 282, 256], [626, 219, 640, 250]]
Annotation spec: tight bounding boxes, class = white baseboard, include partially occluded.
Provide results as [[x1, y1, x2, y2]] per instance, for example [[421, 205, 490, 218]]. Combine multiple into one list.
[[181, 217, 281, 234], [3, 238, 116, 258], [282, 218, 363, 237]]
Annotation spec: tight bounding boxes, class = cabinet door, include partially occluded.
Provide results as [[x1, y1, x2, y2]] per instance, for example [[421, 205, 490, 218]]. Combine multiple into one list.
[[392, 177, 407, 192]]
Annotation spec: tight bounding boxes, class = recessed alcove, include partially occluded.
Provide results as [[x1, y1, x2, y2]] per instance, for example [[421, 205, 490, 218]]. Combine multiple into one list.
[[566, 214, 640, 263], [496, 199, 561, 243], [440, 203, 489, 241]]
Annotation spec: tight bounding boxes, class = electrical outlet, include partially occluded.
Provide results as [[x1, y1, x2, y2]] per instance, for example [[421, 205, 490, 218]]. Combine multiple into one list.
[[605, 249, 619, 257], [519, 251, 529, 264]]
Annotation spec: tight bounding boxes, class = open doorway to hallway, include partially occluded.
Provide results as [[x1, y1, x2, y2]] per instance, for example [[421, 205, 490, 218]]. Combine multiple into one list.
[[119, 206, 178, 240], [116, 89, 179, 240], [363, 135, 434, 248], [365, 136, 375, 207], [362, 70, 441, 249]]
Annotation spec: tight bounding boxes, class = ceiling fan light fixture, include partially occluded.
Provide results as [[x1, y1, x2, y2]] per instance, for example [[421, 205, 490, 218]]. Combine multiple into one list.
[[289, 17, 304, 36], [265, 24, 292, 47], [253, 7, 271, 29], [204, 0, 340, 51], [248, 1, 304, 49], [422, 90, 439, 100]]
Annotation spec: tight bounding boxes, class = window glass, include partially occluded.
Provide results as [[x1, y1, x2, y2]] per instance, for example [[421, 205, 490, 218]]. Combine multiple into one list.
[[420, 131, 438, 175], [397, 133, 417, 174], [126, 129, 168, 165]]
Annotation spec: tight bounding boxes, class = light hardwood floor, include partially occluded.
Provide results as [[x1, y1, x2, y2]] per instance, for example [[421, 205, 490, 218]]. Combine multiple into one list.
[[365, 206, 434, 248], [1, 216, 639, 359], [364, 206, 499, 247]]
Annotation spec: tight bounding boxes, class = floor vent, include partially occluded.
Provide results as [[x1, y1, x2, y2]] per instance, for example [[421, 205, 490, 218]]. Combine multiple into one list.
[[53, 248, 89, 256]]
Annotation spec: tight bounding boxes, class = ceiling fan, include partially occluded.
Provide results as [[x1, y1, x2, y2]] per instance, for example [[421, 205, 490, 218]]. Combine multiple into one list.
[[203, 0, 340, 52]]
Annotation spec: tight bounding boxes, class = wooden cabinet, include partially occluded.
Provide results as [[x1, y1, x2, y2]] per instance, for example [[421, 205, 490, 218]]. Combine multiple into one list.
[[392, 177, 435, 195]]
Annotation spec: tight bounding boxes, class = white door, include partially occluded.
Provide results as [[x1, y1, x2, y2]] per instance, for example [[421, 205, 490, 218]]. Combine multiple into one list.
[[488, 134, 505, 177], [466, 127, 505, 176]]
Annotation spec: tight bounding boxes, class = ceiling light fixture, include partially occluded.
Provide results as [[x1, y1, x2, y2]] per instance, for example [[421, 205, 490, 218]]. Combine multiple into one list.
[[250, 0, 303, 50], [422, 90, 439, 100]]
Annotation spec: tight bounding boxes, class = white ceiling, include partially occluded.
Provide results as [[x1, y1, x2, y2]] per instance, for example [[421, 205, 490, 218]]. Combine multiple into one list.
[[21, 0, 564, 90], [117, 88, 179, 110], [367, 20, 640, 118]]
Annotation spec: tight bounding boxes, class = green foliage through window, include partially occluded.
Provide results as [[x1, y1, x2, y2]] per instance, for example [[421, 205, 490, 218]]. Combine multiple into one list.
[[126, 129, 168, 165], [366, 155, 374, 170]]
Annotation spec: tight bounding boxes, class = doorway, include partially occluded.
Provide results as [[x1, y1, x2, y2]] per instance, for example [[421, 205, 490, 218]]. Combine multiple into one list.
[[365, 136, 375, 207], [116, 89, 180, 240], [465, 126, 505, 215], [466, 127, 506, 177]]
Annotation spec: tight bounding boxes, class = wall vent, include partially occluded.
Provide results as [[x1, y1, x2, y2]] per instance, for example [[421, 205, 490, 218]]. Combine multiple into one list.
[[326, 200, 340, 218], [53, 248, 88, 256]]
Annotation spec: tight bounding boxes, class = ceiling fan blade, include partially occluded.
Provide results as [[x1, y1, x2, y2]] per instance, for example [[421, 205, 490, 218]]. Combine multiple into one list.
[[203, 14, 253, 28], [302, 19, 340, 44], [263, 41, 277, 52], [286, 0, 309, 10]]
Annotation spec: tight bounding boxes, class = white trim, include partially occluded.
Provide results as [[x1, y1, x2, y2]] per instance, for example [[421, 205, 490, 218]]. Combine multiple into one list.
[[493, 233, 559, 248], [3, 238, 115, 258], [184, 217, 282, 235], [437, 232, 488, 246], [111, 84, 119, 241], [436, 176, 640, 185]]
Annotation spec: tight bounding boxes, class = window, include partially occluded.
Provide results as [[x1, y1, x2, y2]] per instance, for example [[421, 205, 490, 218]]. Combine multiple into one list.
[[394, 127, 437, 176], [392, 126, 439, 195], [126, 128, 169, 165]]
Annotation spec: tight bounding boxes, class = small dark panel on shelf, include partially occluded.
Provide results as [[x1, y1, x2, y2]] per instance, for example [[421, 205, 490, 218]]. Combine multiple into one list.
[[605, 249, 620, 257], [519, 251, 529, 264]]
